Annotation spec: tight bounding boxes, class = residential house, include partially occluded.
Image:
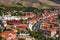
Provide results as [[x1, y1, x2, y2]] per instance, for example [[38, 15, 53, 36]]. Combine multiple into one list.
[[13, 24, 28, 29], [18, 33, 35, 40], [0, 31, 16, 40]]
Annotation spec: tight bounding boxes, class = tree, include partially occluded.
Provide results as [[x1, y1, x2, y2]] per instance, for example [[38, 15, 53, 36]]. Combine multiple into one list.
[[18, 38, 25, 40], [28, 29, 36, 37], [0, 36, 2, 40], [58, 14, 60, 19], [20, 19, 24, 23], [16, 2, 22, 6], [35, 29, 46, 40], [28, 29, 46, 40], [46, 37, 53, 40]]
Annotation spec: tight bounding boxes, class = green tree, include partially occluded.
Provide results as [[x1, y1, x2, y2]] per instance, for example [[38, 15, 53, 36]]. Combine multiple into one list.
[[20, 19, 24, 23], [16, 2, 22, 6], [18, 38, 25, 40], [58, 14, 60, 19], [0, 36, 2, 40], [46, 37, 53, 40], [28, 29, 46, 40]]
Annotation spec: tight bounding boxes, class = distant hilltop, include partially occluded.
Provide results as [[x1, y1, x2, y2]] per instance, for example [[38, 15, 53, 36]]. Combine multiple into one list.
[[0, 0, 60, 4], [0, 0, 39, 3], [0, 0, 40, 6], [39, 0, 60, 7], [49, 0, 60, 4], [0, 0, 60, 7]]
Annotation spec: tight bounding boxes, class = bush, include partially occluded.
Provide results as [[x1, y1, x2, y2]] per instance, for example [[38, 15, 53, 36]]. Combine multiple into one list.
[[16, 2, 22, 6]]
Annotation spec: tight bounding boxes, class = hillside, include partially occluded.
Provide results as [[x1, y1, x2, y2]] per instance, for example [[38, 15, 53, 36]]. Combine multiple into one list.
[[39, 0, 60, 7], [0, 0, 60, 7], [49, 0, 60, 4]]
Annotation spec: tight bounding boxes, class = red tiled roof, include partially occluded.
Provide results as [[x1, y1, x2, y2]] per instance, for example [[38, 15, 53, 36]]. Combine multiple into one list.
[[10, 20, 20, 23], [0, 31, 16, 38], [10, 38, 14, 40], [27, 13, 31, 15], [50, 16, 55, 20], [16, 26, 27, 28], [32, 18, 39, 21], [1, 32, 16, 35]]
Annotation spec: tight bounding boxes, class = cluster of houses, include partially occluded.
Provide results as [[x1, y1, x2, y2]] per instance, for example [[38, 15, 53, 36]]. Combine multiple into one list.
[[0, 11, 40, 40], [0, 9, 60, 40], [0, 12, 36, 20], [40, 10, 60, 37]]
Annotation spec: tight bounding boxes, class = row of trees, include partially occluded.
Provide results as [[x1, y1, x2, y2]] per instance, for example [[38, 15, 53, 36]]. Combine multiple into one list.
[[0, 5, 39, 12], [28, 29, 54, 40], [0, 5, 57, 16], [0, 5, 40, 16]]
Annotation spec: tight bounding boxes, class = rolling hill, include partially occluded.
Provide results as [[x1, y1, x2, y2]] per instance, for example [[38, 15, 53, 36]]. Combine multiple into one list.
[[39, 0, 60, 7], [0, 0, 60, 7]]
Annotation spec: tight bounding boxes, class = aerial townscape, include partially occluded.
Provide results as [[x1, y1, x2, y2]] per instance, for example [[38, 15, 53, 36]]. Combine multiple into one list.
[[0, 0, 60, 40]]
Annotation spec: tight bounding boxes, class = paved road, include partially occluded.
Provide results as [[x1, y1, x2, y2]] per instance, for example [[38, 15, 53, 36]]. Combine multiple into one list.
[[33, 17, 50, 32], [33, 19, 44, 32]]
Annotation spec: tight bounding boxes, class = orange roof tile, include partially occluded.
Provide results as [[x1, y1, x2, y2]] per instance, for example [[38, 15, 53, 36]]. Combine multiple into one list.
[[0, 31, 16, 38]]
